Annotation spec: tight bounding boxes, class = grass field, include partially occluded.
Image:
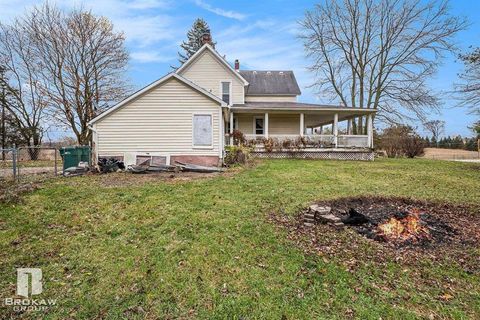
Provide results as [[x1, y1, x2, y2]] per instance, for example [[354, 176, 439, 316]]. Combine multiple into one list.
[[422, 147, 479, 160], [0, 159, 479, 319]]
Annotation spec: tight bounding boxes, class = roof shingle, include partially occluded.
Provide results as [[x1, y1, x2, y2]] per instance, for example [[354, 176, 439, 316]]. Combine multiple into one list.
[[239, 70, 301, 95]]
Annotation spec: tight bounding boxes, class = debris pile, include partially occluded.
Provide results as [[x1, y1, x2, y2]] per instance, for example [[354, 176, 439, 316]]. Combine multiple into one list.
[[98, 158, 125, 173], [63, 161, 90, 176], [127, 161, 224, 174]]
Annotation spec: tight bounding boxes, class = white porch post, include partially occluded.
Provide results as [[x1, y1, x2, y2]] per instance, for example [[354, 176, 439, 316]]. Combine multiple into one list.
[[265, 113, 269, 139], [333, 113, 338, 148], [300, 113, 304, 137], [367, 114, 373, 148], [229, 111, 234, 145]]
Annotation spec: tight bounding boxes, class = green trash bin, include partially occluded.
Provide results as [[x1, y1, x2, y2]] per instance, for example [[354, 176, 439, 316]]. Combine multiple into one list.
[[60, 146, 91, 171]]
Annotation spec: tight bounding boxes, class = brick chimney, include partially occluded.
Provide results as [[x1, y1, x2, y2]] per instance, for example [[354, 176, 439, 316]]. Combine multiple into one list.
[[201, 30, 212, 45], [234, 59, 240, 71]]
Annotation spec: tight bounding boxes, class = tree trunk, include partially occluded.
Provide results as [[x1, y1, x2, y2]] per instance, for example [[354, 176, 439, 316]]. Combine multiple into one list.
[[357, 117, 363, 135], [1, 98, 5, 160]]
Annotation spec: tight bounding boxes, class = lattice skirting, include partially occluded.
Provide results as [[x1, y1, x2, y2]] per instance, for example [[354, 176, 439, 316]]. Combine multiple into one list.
[[250, 150, 375, 161]]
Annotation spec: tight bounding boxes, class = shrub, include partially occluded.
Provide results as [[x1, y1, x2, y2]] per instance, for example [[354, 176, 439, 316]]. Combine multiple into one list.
[[231, 130, 246, 145], [293, 136, 308, 150], [262, 137, 275, 153], [403, 135, 426, 158], [282, 139, 293, 150], [246, 139, 257, 148], [377, 125, 425, 158], [224, 145, 251, 166]]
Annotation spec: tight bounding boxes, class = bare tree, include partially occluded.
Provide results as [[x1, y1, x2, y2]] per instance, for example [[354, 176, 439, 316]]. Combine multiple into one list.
[[299, 0, 467, 132], [423, 119, 444, 144], [0, 22, 47, 157], [23, 4, 130, 145], [455, 48, 480, 116]]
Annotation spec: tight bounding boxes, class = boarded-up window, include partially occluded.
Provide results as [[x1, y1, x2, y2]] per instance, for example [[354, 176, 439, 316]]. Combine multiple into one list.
[[136, 155, 167, 166], [193, 114, 212, 147], [136, 156, 151, 166], [151, 156, 166, 166]]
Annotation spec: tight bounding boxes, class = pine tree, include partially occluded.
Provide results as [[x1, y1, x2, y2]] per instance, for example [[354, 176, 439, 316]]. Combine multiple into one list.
[[177, 18, 215, 67], [0, 65, 23, 156]]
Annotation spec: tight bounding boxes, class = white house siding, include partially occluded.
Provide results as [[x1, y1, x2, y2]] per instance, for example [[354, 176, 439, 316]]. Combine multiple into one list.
[[94, 78, 221, 165], [245, 95, 297, 102], [269, 114, 300, 135], [179, 50, 245, 104], [236, 113, 300, 135], [236, 114, 255, 134]]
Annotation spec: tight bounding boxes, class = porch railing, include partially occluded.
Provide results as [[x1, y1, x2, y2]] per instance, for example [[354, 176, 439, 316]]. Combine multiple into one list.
[[337, 135, 369, 148], [225, 133, 369, 149]]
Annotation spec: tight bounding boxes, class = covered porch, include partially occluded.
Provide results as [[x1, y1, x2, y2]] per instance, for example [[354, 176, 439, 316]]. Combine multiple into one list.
[[225, 102, 376, 150]]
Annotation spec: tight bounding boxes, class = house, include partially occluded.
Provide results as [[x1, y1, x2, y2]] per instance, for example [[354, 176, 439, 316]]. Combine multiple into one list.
[[88, 43, 376, 166]]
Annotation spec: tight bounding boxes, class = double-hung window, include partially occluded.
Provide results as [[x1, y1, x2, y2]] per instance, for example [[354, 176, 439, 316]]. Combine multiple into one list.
[[254, 116, 264, 136], [221, 82, 231, 105]]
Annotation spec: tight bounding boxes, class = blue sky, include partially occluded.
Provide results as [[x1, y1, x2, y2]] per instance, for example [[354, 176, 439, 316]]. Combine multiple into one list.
[[1, 0, 479, 138]]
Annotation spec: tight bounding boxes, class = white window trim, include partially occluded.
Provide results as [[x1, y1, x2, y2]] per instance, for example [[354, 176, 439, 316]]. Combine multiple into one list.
[[253, 115, 265, 137], [192, 113, 214, 149], [219, 80, 232, 106], [133, 153, 171, 166]]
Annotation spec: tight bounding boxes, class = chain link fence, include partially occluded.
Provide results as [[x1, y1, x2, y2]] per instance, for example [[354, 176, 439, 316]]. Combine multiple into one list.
[[0, 146, 62, 182]]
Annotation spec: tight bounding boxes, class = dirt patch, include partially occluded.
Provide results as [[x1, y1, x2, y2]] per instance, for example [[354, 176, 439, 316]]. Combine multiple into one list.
[[270, 196, 480, 273], [69, 171, 225, 188], [0, 182, 41, 204], [0, 166, 56, 178]]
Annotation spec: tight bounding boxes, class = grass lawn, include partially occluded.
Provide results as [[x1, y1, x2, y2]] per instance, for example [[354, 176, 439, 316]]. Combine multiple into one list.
[[0, 158, 479, 319]]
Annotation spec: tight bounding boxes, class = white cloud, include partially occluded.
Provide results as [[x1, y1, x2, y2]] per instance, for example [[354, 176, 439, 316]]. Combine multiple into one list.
[[194, 0, 246, 21], [214, 20, 320, 103], [114, 15, 179, 47], [0, 1, 180, 47], [127, 0, 171, 10], [131, 51, 175, 63]]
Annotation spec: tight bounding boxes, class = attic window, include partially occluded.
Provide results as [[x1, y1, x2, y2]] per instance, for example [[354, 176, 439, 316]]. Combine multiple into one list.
[[221, 82, 230, 105]]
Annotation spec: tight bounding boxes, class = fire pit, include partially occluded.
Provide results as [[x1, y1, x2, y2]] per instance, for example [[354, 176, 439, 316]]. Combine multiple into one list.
[[305, 196, 476, 248], [271, 196, 479, 274], [376, 209, 430, 242]]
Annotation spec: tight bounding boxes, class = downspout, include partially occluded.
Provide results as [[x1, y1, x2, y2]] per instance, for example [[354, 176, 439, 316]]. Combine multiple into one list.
[[220, 105, 230, 165]]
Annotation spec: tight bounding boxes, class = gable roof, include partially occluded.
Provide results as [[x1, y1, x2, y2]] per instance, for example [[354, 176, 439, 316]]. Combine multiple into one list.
[[89, 73, 226, 125], [239, 70, 301, 95], [176, 44, 249, 86]]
